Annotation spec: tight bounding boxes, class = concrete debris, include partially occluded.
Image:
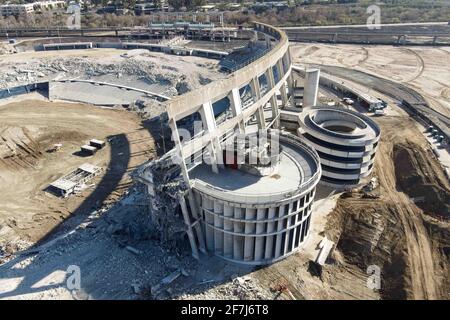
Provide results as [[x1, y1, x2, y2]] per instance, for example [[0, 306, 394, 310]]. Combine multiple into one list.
[[161, 269, 182, 285], [131, 280, 143, 294], [125, 245, 142, 255], [316, 237, 334, 266], [134, 154, 188, 250], [0, 43, 17, 55]]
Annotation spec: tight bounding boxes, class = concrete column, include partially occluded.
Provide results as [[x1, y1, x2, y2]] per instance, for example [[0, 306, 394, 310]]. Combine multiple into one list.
[[283, 202, 293, 255], [169, 119, 190, 185], [287, 73, 295, 103], [265, 207, 277, 260], [223, 204, 234, 259], [203, 197, 215, 252], [265, 68, 280, 128], [255, 107, 266, 130], [244, 208, 256, 262], [274, 204, 287, 258], [213, 201, 224, 256], [179, 196, 199, 259], [276, 59, 289, 108], [228, 88, 245, 133], [277, 59, 286, 78], [233, 207, 244, 260], [265, 68, 275, 91], [288, 47, 294, 67], [280, 82, 289, 108], [305, 211, 312, 237], [250, 78, 261, 100], [250, 78, 266, 129], [290, 209, 299, 250], [188, 190, 206, 254], [254, 208, 266, 262], [200, 102, 221, 173], [303, 69, 320, 108], [270, 94, 280, 129], [264, 34, 271, 48]]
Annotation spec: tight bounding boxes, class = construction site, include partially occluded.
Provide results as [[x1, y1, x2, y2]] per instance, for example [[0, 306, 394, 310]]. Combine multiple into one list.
[[0, 21, 449, 301]]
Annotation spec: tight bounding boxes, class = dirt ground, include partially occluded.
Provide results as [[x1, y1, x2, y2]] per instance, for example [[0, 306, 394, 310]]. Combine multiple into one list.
[[0, 99, 155, 252], [326, 115, 449, 300], [291, 44, 450, 118]]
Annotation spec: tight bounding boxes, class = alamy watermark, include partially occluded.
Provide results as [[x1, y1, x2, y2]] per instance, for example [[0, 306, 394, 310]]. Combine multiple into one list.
[[170, 121, 281, 168], [66, 264, 90, 299], [367, 5, 381, 30], [66, 2, 81, 30]]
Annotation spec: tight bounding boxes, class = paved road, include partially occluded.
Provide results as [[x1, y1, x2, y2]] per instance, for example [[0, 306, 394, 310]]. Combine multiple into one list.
[[282, 21, 449, 30]]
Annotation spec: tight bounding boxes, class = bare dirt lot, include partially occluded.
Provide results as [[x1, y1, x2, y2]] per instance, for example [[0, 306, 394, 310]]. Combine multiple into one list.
[[291, 44, 450, 117], [0, 100, 155, 252]]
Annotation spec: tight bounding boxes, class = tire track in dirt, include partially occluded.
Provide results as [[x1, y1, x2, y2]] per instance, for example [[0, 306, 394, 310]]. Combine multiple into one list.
[[400, 48, 425, 83], [357, 47, 369, 66]]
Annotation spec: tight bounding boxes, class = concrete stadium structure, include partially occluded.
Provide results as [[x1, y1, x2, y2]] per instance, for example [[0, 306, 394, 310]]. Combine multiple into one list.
[[138, 22, 322, 265], [298, 107, 381, 188], [190, 133, 321, 265]]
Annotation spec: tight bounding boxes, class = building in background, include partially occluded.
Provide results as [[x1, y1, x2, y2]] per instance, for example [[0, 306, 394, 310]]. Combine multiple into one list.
[[0, 1, 65, 17], [0, 3, 35, 16]]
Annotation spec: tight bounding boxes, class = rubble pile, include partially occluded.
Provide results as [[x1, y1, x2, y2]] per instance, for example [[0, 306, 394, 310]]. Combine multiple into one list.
[[0, 56, 206, 96], [181, 275, 273, 300], [138, 154, 189, 249], [0, 43, 16, 55]]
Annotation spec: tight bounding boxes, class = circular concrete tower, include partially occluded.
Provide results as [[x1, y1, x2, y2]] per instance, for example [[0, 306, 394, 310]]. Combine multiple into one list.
[[298, 107, 381, 187], [189, 134, 321, 265]]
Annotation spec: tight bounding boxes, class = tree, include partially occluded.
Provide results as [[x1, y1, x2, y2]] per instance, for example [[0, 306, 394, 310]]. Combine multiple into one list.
[[168, 0, 183, 11]]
